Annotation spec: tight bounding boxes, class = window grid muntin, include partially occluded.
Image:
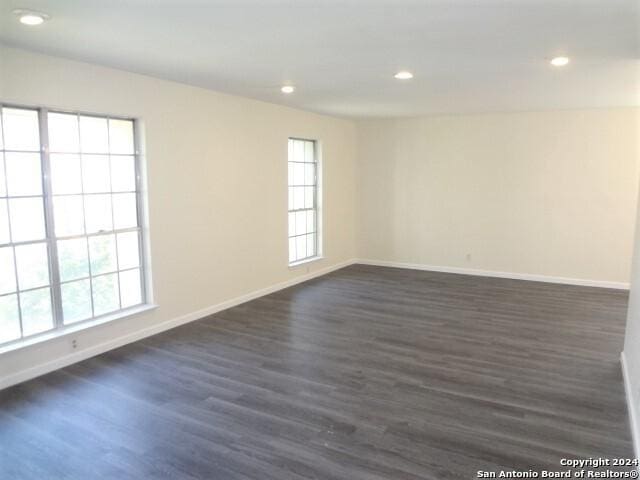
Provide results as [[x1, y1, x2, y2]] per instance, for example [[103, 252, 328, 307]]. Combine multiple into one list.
[[76, 117, 94, 320], [106, 112, 120, 318], [287, 138, 318, 264], [0, 113, 24, 340], [0, 104, 146, 347], [50, 110, 144, 322], [0, 106, 49, 343]]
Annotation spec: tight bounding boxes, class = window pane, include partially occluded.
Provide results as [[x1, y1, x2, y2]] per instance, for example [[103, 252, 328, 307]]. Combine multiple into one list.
[[92, 273, 119, 316], [15, 243, 49, 290], [305, 141, 314, 162], [48, 113, 79, 153], [120, 269, 141, 308], [113, 193, 137, 229], [117, 231, 140, 270], [82, 155, 111, 193], [79, 116, 109, 153], [58, 238, 89, 281], [51, 154, 82, 194], [306, 210, 315, 234], [0, 294, 21, 343], [293, 163, 304, 185], [5, 152, 42, 196], [306, 233, 316, 257], [2, 108, 40, 151], [108, 119, 135, 154], [9, 198, 45, 242], [295, 210, 306, 235], [53, 196, 85, 237], [84, 194, 112, 233], [304, 164, 315, 185], [89, 234, 117, 275], [0, 246, 16, 294], [293, 140, 305, 162], [294, 187, 304, 210], [20, 287, 53, 336], [0, 200, 9, 244], [288, 139, 317, 264], [110, 155, 136, 192], [0, 110, 144, 345], [62, 279, 92, 324], [304, 187, 314, 209], [296, 235, 306, 261]]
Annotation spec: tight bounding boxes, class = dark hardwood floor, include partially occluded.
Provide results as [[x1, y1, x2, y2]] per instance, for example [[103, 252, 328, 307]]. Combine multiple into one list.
[[0, 264, 634, 479]]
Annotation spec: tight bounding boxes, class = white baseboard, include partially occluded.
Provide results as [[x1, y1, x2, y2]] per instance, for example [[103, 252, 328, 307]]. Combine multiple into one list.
[[621, 352, 640, 460], [1, 257, 628, 391], [356, 259, 629, 290], [0, 259, 357, 391]]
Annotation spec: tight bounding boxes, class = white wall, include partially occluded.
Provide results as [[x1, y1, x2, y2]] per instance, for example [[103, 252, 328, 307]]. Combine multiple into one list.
[[2, 45, 640, 390], [0, 46, 358, 384], [624, 156, 640, 458], [357, 109, 640, 285]]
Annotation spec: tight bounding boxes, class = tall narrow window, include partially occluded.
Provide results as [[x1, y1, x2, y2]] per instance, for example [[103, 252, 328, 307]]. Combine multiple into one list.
[[288, 138, 319, 264], [0, 105, 147, 347]]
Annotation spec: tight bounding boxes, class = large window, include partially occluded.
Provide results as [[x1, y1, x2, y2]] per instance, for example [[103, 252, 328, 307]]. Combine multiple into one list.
[[288, 138, 319, 264], [0, 105, 147, 347]]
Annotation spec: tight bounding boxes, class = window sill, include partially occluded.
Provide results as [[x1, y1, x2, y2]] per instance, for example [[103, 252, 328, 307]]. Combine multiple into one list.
[[0, 304, 158, 355], [289, 256, 324, 269]]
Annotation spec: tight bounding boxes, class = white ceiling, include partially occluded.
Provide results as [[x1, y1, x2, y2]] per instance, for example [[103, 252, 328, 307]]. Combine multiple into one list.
[[0, 0, 638, 118]]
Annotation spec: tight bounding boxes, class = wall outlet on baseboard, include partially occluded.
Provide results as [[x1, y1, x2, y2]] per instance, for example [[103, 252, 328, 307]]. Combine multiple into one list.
[[71, 339, 78, 350]]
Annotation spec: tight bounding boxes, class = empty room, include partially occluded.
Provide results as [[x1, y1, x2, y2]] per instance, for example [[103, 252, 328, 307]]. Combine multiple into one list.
[[0, 1, 639, 478]]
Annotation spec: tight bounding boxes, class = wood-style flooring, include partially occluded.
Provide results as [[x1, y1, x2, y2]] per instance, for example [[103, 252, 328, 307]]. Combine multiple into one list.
[[0, 264, 634, 479]]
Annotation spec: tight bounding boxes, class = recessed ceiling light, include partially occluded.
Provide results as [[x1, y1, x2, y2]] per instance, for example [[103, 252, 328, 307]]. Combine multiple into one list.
[[550, 56, 570, 67], [394, 71, 414, 80], [281, 85, 295, 94], [13, 9, 50, 26]]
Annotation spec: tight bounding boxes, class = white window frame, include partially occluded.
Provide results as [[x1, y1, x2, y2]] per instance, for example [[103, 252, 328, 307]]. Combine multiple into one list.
[[288, 137, 321, 266], [0, 103, 153, 350]]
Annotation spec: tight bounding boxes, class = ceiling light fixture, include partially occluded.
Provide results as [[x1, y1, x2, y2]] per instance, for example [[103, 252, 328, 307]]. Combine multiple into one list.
[[281, 85, 295, 94], [550, 56, 570, 67], [13, 9, 50, 26], [394, 71, 414, 80]]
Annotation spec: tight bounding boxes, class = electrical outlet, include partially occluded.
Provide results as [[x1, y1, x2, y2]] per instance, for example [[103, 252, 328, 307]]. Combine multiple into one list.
[[466, 253, 471, 262], [71, 339, 78, 350]]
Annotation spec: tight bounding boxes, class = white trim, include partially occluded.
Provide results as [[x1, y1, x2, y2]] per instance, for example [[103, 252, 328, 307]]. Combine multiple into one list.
[[356, 259, 630, 290], [0, 304, 158, 355], [0, 259, 357, 391], [622, 352, 640, 461], [289, 255, 323, 269]]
